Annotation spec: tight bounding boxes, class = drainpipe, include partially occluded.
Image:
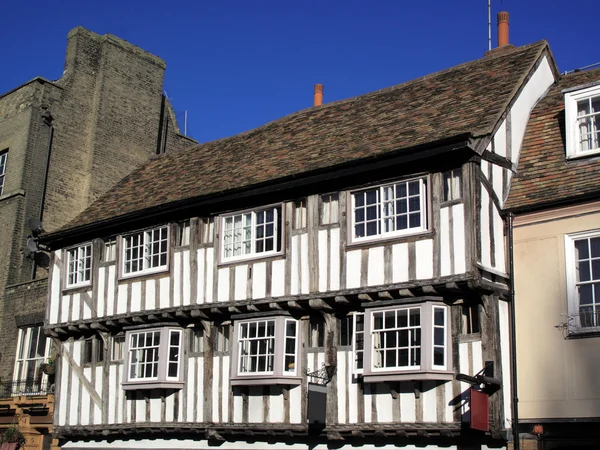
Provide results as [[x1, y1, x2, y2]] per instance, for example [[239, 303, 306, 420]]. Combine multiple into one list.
[[507, 212, 520, 450], [31, 109, 54, 280]]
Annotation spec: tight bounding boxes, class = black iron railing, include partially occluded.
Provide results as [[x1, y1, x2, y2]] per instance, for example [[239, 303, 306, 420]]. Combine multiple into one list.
[[0, 379, 52, 398]]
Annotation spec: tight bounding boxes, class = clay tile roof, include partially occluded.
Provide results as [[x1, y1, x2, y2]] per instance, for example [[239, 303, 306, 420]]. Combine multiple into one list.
[[62, 41, 548, 232], [505, 67, 600, 211]]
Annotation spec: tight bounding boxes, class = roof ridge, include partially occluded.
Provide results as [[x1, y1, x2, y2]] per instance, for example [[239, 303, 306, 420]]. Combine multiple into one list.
[[172, 40, 549, 153]]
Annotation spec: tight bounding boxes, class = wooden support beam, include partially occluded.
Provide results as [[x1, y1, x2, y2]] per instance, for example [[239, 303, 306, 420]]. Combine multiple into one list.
[[175, 310, 189, 319], [68, 325, 80, 333], [147, 314, 160, 322], [228, 306, 242, 314], [246, 304, 259, 312], [444, 281, 463, 292], [378, 291, 393, 300], [358, 293, 373, 302], [206, 429, 224, 441], [132, 316, 146, 324], [105, 320, 117, 329], [287, 300, 303, 310], [90, 322, 108, 332], [117, 318, 131, 326], [334, 295, 350, 304], [351, 430, 365, 438], [190, 309, 209, 320], [309, 298, 333, 311], [327, 431, 344, 440], [269, 302, 283, 310], [46, 329, 60, 338], [79, 323, 91, 331], [210, 307, 224, 315], [54, 327, 68, 335], [421, 285, 438, 294], [398, 288, 415, 297], [161, 312, 175, 320]]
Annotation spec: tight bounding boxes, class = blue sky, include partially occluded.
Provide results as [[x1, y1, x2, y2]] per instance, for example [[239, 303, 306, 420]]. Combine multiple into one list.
[[1, 0, 597, 144]]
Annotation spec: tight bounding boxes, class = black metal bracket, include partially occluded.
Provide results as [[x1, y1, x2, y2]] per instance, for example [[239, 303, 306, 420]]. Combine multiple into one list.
[[305, 363, 336, 385], [456, 360, 501, 394]]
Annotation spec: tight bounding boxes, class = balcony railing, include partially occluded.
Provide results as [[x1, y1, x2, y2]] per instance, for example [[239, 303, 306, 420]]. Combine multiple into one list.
[[0, 379, 52, 398]]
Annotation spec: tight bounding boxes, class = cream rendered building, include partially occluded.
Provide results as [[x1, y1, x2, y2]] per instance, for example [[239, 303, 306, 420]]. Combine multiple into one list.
[[507, 68, 600, 450]]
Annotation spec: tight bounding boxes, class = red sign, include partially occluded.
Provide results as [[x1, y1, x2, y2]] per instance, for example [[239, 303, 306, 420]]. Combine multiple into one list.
[[470, 388, 489, 431]]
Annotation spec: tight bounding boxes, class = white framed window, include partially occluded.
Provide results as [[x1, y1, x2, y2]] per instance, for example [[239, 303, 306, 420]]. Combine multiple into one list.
[[112, 335, 125, 361], [0, 149, 7, 196], [351, 177, 428, 242], [14, 326, 49, 395], [66, 243, 92, 287], [565, 230, 600, 333], [320, 193, 339, 225], [443, 169, 462, 202], [565, 85, 600, 158], [221, 206, 282, 263], [104, 238, 116, 262], [358, 301, 451, 382], [121, 225, 169, 277], [123, 327, 183, 390], [352, 312, 365, 373], [293, 199, 307, 229], [231, 316, 300, 385]]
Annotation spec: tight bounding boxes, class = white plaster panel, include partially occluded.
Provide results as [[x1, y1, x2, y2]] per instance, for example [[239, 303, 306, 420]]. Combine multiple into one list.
[[472, 340, 483, 375], [159, 277, 169, 309], [145, 279, 156, 311], [197, 356, 205, 422], [205, 248, 215, 303], [218, 268, 229, 303], [415, 239, 433, 280], [318, 229, 328, 292], [300, 234, 310, 294], [440, 207, 451, 276], [108, 366, 116, 424], [269, 386, 284, 422], [444, 380, 454, 422], [480, 190, 491, 268], [212, 357, 220, 422], [182, 250, 191, 305], [80, 368, 91, 425], [165, 391, 175, 422], [289, 385, 302, 424], [115, 285, 127, 314], [150, 396, 161, 422], [71, 293, 80, 322], [346, 250, 361, 289], [367, 246, 384, 286], [337, 350, 347, 424], [493, 164, 503, 207], [392, 242, 409, 283], [399, 385, 416, 422], [453, 204, 466, 274], [130, 281, 141, 313], [271, 259, 285, 297], [50, 260, 61, 324], [494, 120, 507, 157], [247, 386, 263, 423], [493, 207, 506, 273], [498, 299, 512, 429], [234, 265, 247, 301], [96, 267, 105, 320], [422, 381, 437, 422], [291, 236, 300, 295], [375, 384, 393, 422], [173, 251, 181, 307], [196, 249, 205, 304], [82, 291, 92, 320], [252, 262, 266, 300], [94, 366, 103, 425], [233, 388, 243, 423], [222, 355, 230, 422], [106, 265, 115, 316], [329, 228, 340, 291]]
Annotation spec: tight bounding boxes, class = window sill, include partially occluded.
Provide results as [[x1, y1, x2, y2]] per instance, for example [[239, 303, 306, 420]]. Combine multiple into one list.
[[118, 267, 169, 283], [346, 229, 433, 250], [566, 328, 600, 339], [122, 380, 184, 391], [362, 370, 454, 383], [230, 376, 302, 386], [566, 149, 600, 160], [62, 283, 92, 294], [219, 251, 284, 267]]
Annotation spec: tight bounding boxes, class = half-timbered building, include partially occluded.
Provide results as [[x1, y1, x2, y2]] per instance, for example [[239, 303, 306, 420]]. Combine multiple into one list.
[[41, 34, 558, 450]]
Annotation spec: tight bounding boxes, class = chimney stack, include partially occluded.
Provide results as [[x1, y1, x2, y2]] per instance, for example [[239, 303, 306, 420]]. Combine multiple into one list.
[[497, 11, 509, 47], [313, 84, 324, 107]]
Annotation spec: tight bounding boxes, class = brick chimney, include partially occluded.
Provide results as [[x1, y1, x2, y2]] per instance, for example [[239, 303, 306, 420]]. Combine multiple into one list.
[[313, 84, 324, 106], [497, 12, 509, 47]]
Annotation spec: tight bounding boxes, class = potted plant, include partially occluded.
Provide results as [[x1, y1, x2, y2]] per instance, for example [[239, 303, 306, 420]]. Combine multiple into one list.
[[40, 358, 55, 376], [1, 425, 26, 450]]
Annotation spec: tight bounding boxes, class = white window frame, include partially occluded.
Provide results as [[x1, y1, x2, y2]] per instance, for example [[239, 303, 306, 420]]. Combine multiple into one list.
[[122, 327, 183, 390], [220, 205, 283, 263], [0, 149, 7, 196], [121, 225, 169, 278], [65, 243, 93, 288], [13, 325, 50, 395], [565, 230, 600, 334], [350, 176, 429, 243], [359, 301, 451, 382], [231, 316, 300, 385], [565, 84, 600, 159]]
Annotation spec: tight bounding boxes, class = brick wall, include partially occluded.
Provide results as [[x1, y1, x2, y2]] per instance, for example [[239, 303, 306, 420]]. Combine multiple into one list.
[[0, 27, 195, 380]]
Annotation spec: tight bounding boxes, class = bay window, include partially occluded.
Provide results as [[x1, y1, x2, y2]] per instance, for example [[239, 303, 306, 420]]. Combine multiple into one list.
[[351, 177, 428, 242], [221, 206, 282, 262], [231, 315, 300, 385], [358, 300, 451, 382], [122, 327, 183, 390]]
